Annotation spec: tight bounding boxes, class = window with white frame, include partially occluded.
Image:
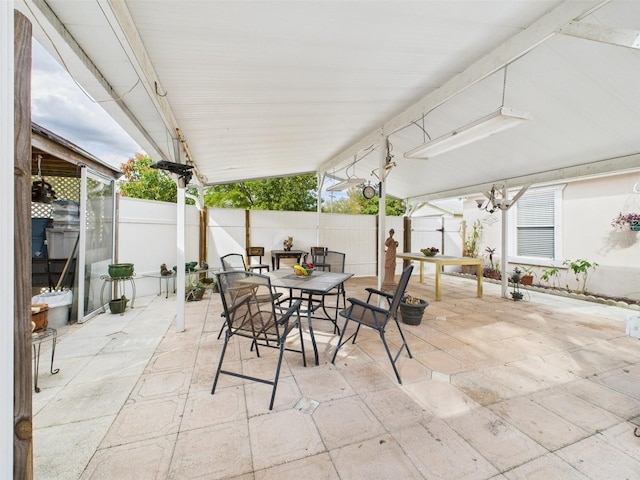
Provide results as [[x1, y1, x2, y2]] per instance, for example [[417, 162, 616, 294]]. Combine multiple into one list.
[[509, 185, 563, 263]]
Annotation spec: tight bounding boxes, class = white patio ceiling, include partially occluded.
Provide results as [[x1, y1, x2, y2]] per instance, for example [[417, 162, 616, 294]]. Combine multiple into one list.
[[16, 0, 640, 204]]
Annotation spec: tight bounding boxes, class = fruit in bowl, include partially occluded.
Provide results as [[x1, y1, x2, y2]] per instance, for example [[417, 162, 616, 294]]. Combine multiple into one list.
[[293, 262, 314, 276], [420, 247, 439, 257]]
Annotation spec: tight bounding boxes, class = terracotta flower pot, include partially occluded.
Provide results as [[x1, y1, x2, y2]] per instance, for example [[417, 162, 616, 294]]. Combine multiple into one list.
[[520, 275, 533, 285]]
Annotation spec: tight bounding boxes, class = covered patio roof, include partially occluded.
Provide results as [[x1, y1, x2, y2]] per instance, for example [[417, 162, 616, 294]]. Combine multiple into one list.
[[16, 0, 640, 203]]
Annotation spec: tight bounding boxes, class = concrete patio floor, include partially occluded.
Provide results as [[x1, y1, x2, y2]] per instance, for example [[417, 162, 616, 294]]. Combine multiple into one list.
[[32, 274, 640, 479]]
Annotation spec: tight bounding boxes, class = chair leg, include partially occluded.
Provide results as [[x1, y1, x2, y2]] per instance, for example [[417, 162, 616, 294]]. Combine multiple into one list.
[[216, 315, 227, 340], [211, 330, 230, 395], [331, 318, 351, 364], [297, 319, 307, 368], [393, 317, 413, 359], [269, 342, 286, 410], [351, 324, 362, 344], [380, 331, 403, 384]]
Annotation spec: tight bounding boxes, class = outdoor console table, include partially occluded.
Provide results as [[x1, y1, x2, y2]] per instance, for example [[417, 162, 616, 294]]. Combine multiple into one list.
[[266, 269, 353, 366], [396, 253, 483, 301], [32, 327, 59, 393], [145, 271, 176, 298], [270, 249, 305, 270]]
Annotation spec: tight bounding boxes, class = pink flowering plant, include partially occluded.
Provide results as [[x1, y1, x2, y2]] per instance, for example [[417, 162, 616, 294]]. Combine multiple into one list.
[[611, 212, 640, 230]]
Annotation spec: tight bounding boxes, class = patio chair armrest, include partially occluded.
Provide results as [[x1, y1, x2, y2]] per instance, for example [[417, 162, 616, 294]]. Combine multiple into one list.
[[225, 293, 252, 315], [364, 287, 393, 301], [276, 299, 302, 325], [346, 297, 389, 315]]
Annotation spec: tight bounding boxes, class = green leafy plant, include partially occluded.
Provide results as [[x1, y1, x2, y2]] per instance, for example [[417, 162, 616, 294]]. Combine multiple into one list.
[[563, 258, 598, 294], [186, 278, 206, 301], [515, 265, 535, 285], [518, 265, 533, 275], [540, 267, 560, 288], [462, 220, 483, 257]]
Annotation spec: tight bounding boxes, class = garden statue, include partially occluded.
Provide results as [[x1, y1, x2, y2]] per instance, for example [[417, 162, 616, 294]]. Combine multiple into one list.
[[382, 228, 398, 291]]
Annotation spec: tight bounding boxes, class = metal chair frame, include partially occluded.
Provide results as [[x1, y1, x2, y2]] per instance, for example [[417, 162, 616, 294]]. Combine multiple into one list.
[[213, 271, 305, 410], [331, 265, 414, 384], [246, 246, 270, 273]]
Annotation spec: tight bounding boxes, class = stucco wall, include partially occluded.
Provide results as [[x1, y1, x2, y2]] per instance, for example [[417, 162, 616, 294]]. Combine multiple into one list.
[[462, 173, 640, 301]]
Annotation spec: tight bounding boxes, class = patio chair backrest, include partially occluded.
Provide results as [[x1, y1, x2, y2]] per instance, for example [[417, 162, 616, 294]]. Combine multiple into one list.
[[323, 251, 345, 273], [221, 253, 247, 271], [216, 270, 280, 339], [388, 265, 414, 319]]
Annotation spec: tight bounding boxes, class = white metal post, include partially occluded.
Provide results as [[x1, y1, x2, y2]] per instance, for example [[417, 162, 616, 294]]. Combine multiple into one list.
[[501, 206, 509, 298], [378, 129, 386, 290], [176, 179, 186, 332]]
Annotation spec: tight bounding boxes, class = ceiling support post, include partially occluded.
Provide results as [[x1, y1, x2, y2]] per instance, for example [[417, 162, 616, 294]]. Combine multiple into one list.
[[176, 178, 186, 332], [377, 129, 387, 291]]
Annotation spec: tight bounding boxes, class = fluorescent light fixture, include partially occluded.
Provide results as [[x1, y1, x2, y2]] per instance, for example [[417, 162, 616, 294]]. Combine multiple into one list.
[[326, 178, 366, 192], [404, 106, 532, 159]]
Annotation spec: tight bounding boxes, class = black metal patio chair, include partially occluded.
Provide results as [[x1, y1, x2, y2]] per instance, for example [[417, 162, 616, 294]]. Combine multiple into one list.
[[331, 265, 414, 384], [213, 271, 305, 410], [217, 253, 283, 339]]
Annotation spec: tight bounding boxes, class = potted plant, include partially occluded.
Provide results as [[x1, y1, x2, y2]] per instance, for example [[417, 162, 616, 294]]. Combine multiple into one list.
[[517, 265, 534, 285], [483, 247, 501, 280], [186, 279, 206, 301], [461, 219, 483, 274], [563, 258, 598, 294], [611, 212, 640, 231], [399, 294, 429, 325], [510, 268, 524, 301], [541, 266, 560, 289]]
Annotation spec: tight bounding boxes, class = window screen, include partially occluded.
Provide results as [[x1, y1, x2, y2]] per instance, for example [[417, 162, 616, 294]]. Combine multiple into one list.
[[516, 190, 555, 258]]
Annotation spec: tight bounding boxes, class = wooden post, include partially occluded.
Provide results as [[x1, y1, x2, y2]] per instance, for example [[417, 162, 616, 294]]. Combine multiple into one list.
[[199, 208, 207, 265], [402, 216, 411, 269], [245, 209, 250, 265], [14, 10, 33, 480]]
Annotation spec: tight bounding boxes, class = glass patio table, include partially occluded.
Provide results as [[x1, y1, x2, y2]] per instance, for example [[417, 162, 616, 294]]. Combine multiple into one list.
[[266, 268, 353, 366]]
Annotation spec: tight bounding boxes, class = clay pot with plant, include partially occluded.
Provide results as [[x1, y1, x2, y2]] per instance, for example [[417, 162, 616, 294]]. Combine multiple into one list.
[[517, 265, 535, 285]]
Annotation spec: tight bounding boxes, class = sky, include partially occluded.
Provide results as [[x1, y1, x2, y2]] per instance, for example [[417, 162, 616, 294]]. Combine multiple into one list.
[[31, 40, 143, 171]]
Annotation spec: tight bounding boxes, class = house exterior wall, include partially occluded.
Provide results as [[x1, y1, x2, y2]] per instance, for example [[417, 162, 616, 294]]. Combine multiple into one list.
[[461, 172, 640, 301], [116, 172, 640, 303]]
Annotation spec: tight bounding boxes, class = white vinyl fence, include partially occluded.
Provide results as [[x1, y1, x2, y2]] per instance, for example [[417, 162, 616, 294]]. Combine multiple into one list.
[[117, 197, 462, 297]]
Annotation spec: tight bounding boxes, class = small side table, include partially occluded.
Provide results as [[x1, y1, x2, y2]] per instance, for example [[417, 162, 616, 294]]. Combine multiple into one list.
[[100, 275, 136, 311], [32, 327, 59, 393], [145, 272, 177, 298]]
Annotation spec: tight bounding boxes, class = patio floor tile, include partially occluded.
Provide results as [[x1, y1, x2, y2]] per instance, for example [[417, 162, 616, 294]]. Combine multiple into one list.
[[31, 274, 640, 479]]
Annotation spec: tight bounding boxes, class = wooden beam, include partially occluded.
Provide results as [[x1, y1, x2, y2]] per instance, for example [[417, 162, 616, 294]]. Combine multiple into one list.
[[14, 10, 33, 480]]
